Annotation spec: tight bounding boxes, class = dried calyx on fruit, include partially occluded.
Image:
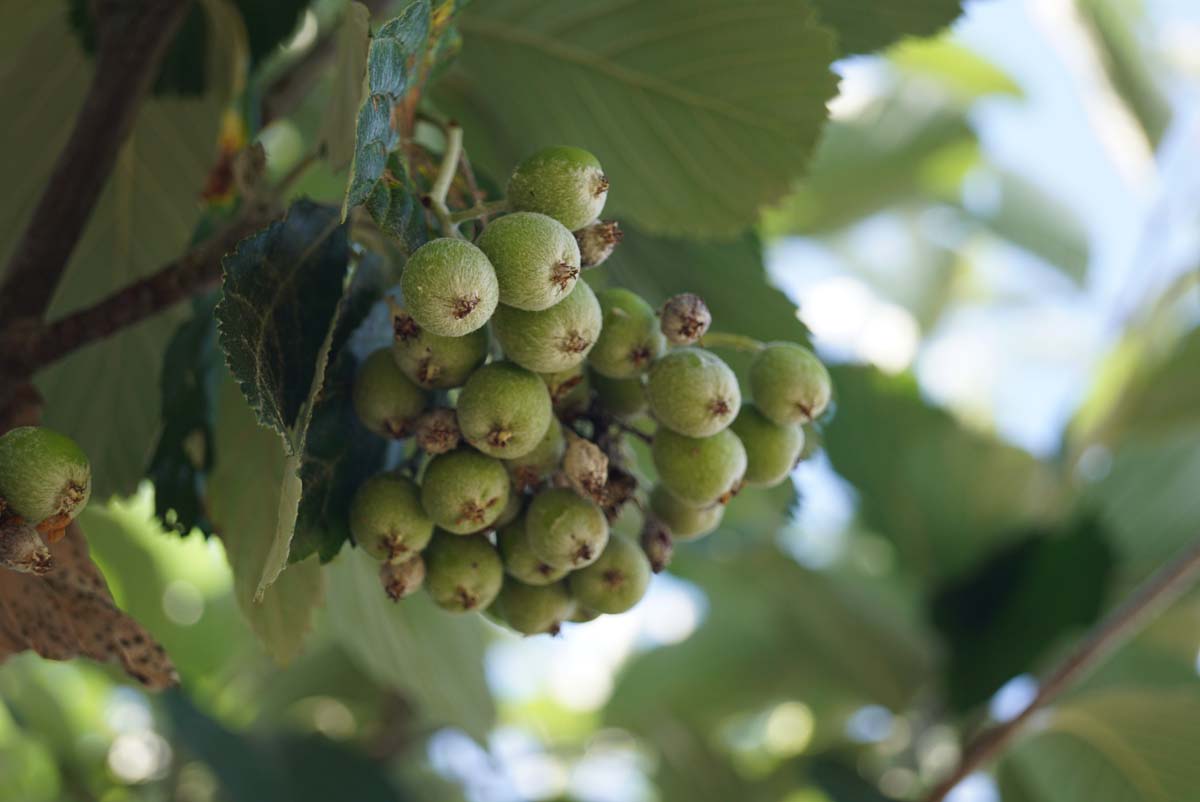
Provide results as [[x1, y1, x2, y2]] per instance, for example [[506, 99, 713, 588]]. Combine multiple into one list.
[[659, 293, 711, 345], [574, 220, 622, 268]]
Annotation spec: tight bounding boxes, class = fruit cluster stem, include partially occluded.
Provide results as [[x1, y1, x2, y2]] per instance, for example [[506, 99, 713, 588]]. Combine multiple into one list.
[[449, 199, 509, 224], [428, 123, 464, 238], [698, 331, 765, 353]]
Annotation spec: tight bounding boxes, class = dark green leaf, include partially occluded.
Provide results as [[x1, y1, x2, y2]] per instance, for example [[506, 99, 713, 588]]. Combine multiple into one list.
[[344, 1, 433, 212], [216, 200, 350, 447], [439, 0, 839, 237], [811, 0, 965, 55], [931, 518, 1115, 711], [364, 152, 430, 252]]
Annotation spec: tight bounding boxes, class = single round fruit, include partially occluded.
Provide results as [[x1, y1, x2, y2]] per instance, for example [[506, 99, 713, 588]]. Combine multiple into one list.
[[730, 404, 805, 487], [380, 555, 425, 600], [525, 487, 609, 569], [414, 408, 461, 455], [492, 280, 602, 373], [391, 306, 488, 389], [477, 212, 581, 310], [542, 365, 591, 417], [420, 450, 510, 534], [424, 532, 503, 612], [497, 515, 569, 585], [456, 362, 553, 459], [574, 219, 622, 268], [649, 484, 723, 540], [592, 372, 647, 421], [507, 146, 608, 231], [0, 426, 91, 528], [507, 421, 565, 492], [749, 342, 832, 425], [349, 474, 434, 561], [589, 288, 666, 379], [353, 348, 428, 438], [646, 347, 740, 437], [659, 293, 711, 345], [494, 580, 575, 636], [400, 238, 499, 336], [569, 534, 651, 614], [651, 428, 746, 508], [640, 518, 673, 573], [494, 484, 524, 528]]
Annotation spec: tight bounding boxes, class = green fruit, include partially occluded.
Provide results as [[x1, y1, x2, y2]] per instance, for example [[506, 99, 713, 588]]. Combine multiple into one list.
[[525, 487, 609, 569], [659, 293, 711, 345], [574, 219, 622, 268], [497, 515, 569, 585], [424, 532, 503, 612], [456, 362, 553, 459], [379, 554, 425, 600], [542, 365, 591, 417], [349, 474, 434, 561], [507, 420, 565, 491], [494, 580, 575, 636], [651, 428, 746, 508], [493, 280, 602, 373], [0, 426, 91, 527], [569, 534, 651, 614], [494, 484, 524, 528], [569, 606, 601, 624], [649, 484, 723, 541], [640, 518, 673, 573], [400, 238, 499, 336], [391, 306, 487, 389], [646, 347, 740, 437], [414, 408, 461, 455], [749, 342, 832, 425], [477, 212, 581, 311], [353, 348, 428, 438], [420, 449, 510, 534], [730, 404, 805, 487], [589, 288, 666, 379], [592, 372, 647, 421], [507, 146, 608, 231]]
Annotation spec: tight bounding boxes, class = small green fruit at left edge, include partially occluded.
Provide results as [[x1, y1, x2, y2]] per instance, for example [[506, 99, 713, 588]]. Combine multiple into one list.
[[0, 426, 91, 529]]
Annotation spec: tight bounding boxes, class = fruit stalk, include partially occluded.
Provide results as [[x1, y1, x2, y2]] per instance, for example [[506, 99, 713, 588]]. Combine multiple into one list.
[[427, 123, 464, 238], [449, 200, 510, 224], [698, 331, 765, 354]]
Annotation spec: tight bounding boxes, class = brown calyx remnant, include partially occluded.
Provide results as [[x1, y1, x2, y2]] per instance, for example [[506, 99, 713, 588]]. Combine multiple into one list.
[[456, 500, 489, 527], [717, 479, 746, 506], [551, 261, 579, 291], [380, 557, 424, 601], [486, 426, 514, 449], [383, 417, 413, 440], [416, 409, 460, 455], [392, 309, 421, 342], [794, 400, 815, 421], [451, 293, 481, 320], [455, 585, 480, 610], [709, 397, 731, 418], [416, 357, 440, 386], [573, 543, 594, 565], [602, 568, 625, 588], [560, 331, 591, 355], [629, 345, 652, 368], [594, 174, 610, 197]]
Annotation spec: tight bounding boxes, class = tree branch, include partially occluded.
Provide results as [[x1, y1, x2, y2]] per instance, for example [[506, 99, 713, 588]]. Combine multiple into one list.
[[924, 535, 1200, 801], [0, 0, 193, 325]]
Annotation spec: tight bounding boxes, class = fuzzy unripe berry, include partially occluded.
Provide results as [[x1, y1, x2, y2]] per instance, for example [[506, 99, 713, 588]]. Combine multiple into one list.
[[0, 426, 91, 529], [569, 534, 651, 614], [574, 220, 622, 268], [562, 431, 609, 502], [494, 484, 524, 528], [730, 404, 805, 487], [659, 293, 711, 345], [507, 146, 608, 231], [590, 288, 666, 379], [592, 372, 647, 421], [640, 518, 674, 573], [424, 532, 504, 612], [749, 342, 832, 425], [456, 362, 553, 459], [507, 420, 565, 492], [353, 348, 428, 438], [646, 347, 740, 437], [651, 428, 746, 508], [649, 484, 724, 541], [391, 306, 487, 389], [414, 408, 461, 455], [494, 580, 575, 636], [400, 238, 499, 336], [380, 554, 425, 601], [542, 365, 591, 418], [526, 487, 609, 570], [497, 515, 569, 585], [493, 280, 602, 373], [420, 449, 510, 534], [477, 212, 581, 310], [349, 473, 434, 562]]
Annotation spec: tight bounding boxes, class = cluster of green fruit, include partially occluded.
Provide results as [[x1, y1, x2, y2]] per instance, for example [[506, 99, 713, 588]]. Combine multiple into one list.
[[349, 146, 832, 636]]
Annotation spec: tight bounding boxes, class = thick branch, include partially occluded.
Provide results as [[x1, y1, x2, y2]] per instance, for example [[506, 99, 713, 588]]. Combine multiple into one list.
[[925, 535, 1200, 801], [0, 0, 192, 324]]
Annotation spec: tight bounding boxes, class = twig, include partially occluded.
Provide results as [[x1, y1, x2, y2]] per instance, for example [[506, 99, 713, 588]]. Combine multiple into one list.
[[449, 200, 509, 224], [612, 419, 653, 445], [924, 535, 1200, 802], [0, 0, 192, 325], [426, 123, 464, 237]]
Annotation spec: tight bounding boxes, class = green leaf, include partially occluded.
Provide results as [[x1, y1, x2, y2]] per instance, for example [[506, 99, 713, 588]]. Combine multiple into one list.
[[439, 0, 839, 238], [810, 0, 965, 55], [209, 377, 324, 664], [344, 1, 433, 212], [931, 519, 1115, 711], [823, 366, 1067, 580], [147, 294, 221, 536], [320, 2, 373, 170], [890, 37, 1022, 102], [0, 3, 238, 497], [364, 151, 430, 252], [325, 546, 496, 740], [996, 689, 1200, 802]]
